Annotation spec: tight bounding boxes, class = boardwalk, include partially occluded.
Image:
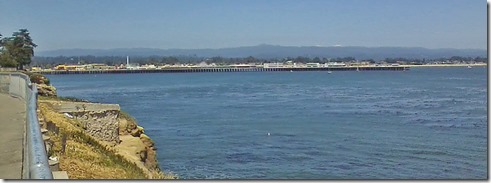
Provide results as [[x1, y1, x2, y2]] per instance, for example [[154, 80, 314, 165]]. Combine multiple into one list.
[[33, 66, 409, 75], [0, 94, 25, 179]]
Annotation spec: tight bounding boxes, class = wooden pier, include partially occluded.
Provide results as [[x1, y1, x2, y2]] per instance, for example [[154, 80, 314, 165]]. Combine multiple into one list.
[[33, 66, 409, 75]]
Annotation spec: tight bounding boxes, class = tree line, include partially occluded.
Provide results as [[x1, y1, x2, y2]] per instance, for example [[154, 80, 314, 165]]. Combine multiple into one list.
[[31, 55, 487, 68], [0, 29, 37, 70], [31, 56, 365, 67]]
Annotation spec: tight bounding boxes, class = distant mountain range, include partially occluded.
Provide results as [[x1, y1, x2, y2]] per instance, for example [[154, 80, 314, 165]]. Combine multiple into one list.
[[37, 44, 486, 60]]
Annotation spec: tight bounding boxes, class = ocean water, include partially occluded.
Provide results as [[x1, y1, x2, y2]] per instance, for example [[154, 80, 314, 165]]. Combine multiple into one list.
[[47, 67, 488, 179]]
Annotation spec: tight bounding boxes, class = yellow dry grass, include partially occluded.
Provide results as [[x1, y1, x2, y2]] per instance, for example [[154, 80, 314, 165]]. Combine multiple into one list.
[[60, 139, 145, 179], [39, 101, 148, 179]]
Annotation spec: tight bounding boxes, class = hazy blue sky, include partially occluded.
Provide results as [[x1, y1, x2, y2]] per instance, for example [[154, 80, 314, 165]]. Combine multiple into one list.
[[0, 0, 487, 51]]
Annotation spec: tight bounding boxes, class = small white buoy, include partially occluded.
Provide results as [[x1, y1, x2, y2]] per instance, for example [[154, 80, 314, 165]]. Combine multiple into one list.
[[267, 133, 271, 136]]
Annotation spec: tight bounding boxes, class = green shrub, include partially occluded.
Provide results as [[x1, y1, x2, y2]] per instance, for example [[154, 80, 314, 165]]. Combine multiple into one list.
[[27, 72, 50, 85]]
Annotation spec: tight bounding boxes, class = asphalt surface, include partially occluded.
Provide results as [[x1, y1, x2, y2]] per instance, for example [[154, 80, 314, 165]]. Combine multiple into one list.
[[0, 93, 25, 179]]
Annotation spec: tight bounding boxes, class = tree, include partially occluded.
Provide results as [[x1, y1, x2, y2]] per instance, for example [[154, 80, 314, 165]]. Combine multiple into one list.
[[0, 36, 19, 67], [0, 52, 17, 67], [0, 29, 37, 69], [366, 59, 375, 64], [294, 56, 310, 63], [244, 56, 257, 64], [162, 56, 179, 64]]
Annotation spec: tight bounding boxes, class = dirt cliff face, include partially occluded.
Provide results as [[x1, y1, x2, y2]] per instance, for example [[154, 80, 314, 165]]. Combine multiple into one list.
[[117, 114, 163, 177], [140, 134, 159, 171]]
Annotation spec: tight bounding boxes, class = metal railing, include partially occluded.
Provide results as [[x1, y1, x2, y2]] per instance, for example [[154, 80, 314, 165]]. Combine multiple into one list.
[[0, 72, 53, 179]]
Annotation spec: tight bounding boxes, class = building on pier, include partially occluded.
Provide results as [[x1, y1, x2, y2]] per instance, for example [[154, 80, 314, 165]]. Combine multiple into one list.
[[326, 62, 347, 67], [54, 64, 85, 71], [306, 63, 320, 67], [264, 62, 284, 68]]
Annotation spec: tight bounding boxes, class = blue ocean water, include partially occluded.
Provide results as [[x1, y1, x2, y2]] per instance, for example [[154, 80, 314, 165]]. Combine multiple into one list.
[[47, 67, 488, 179]]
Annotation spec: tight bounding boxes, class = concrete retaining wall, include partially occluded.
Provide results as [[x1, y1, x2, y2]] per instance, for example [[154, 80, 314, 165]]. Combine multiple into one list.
[[0, 74, 10, 93], [51, 101, 121, 143], [71, 110, 120, 143]]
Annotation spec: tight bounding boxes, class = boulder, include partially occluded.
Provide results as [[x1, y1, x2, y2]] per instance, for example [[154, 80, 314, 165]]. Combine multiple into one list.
[[144, 148, 159, 170], [130, 126, 144, 137], [140, 134, 154, 148]]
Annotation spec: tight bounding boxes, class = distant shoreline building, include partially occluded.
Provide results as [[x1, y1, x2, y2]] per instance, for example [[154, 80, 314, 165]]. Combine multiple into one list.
[[264, 62, 284, 68], [125, 56, 139, 70]]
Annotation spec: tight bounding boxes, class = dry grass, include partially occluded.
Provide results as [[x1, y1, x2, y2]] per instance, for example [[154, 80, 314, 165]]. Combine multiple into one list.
[[39, 102, 83, 132], [39, 101, 148, 179], [61, 140, 142, 179]]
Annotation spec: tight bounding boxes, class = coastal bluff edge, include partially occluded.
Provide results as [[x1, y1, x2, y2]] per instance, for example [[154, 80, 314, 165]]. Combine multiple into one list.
[[33, 75, 175, 179]]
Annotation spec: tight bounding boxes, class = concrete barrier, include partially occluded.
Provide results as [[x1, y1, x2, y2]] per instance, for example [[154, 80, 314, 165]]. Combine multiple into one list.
[[0, 72, 53, 179]]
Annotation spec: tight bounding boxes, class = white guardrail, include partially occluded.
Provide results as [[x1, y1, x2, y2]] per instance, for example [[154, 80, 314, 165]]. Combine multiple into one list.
[[0, 72, 53, 179]]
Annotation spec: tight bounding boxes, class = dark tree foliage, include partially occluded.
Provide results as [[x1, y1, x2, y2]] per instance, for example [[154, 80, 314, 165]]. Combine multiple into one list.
[[0, 29, 37, 69], [330, 57, 356, 62]]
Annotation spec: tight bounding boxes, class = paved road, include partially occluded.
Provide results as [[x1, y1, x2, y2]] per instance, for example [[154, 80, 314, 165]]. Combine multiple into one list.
[[0, 93, 25, 179]]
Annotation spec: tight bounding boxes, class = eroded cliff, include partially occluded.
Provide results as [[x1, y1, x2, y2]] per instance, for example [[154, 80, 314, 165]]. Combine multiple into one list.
[[38, 98, 175, 179]]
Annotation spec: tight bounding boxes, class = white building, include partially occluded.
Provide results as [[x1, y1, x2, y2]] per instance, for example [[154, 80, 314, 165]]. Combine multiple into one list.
[[263, 63, 284, 68], [306, 63, 320, 67], [326, 62, 346, 67]]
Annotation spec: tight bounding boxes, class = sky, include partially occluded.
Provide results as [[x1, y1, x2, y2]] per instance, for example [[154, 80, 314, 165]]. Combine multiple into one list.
[[0, 0, 487, 51]]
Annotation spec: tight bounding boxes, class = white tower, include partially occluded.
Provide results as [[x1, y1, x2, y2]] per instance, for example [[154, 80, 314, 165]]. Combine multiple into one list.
[[126, 56, 130, 66]]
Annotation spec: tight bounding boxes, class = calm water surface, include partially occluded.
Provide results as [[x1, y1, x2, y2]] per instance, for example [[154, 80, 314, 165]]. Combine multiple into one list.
[[48, 67, 487, 179]]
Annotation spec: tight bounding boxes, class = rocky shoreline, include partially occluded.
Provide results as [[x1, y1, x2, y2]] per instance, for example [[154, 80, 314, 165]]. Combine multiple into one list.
[[34, 77, 174, 179]]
